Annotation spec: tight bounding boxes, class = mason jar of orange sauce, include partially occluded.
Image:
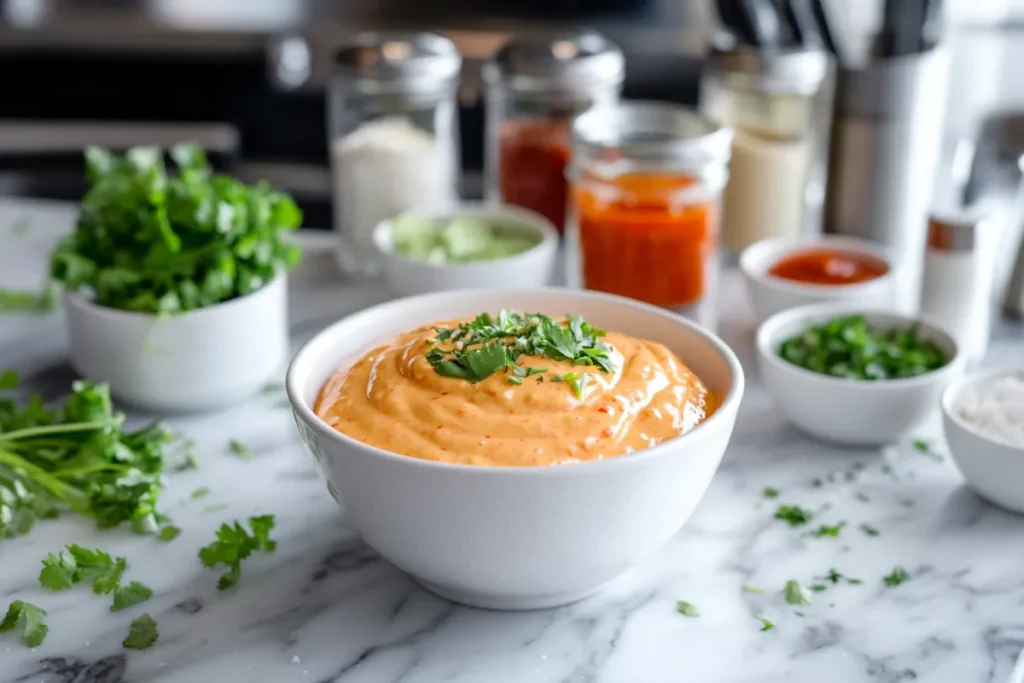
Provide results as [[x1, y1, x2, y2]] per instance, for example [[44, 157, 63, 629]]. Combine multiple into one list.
[[567, 102, 732, 327]]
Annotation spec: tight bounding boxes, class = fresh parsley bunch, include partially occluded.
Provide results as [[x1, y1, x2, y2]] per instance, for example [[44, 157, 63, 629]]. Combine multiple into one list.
[[0, 371, 175, 539], [51, 143, 302, 314]]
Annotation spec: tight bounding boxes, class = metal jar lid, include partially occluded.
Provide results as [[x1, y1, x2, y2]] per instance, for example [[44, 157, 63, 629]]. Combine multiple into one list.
[[926, 209, 988, 252], [707, 38, 829, 96], [332, 32, 461, 95], [484, 31, 625, 94]]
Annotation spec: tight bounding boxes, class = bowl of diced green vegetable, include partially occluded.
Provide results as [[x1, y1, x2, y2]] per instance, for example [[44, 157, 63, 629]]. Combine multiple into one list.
[[371, 203, 558, 296], [756, 302, 962, 446], [53, 143, 303, 412]]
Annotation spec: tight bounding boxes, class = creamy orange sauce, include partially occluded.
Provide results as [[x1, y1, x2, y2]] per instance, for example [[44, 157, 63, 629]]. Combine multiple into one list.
[[314, 318, 718, 467]]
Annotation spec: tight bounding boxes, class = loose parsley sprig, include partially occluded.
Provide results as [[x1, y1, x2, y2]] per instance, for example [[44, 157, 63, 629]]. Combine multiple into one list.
[[0, 600, 47, 647], [424, 310, 615, 397], [0, 373, 179, 540], [199, 515, 277, 590]]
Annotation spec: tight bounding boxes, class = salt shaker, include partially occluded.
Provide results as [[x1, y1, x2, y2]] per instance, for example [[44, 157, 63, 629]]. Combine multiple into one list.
[[328, 32, 462, 276], [920, 210, 994, 369]]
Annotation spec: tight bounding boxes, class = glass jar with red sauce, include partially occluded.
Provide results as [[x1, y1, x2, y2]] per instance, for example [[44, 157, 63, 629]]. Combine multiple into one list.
[[484, 32, 624, 235], [567, 102, 733, 323]]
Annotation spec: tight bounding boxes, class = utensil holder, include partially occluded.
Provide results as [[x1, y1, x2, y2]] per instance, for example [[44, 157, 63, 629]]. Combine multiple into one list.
[[823, 45, 950, 313]]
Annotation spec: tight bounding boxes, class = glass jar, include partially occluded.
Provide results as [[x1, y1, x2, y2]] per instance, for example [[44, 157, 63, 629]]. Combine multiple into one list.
[[484, 31, 623, 235], [568, 102, 732, 326], [700, 42, 831, 256], [328, 32, 461, 276]]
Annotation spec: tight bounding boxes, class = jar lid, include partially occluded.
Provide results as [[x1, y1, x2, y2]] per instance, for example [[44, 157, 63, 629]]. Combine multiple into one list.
[[485, 31, 625, 93], [927, 209, 988, 252], [572, 101, 733, 172], [707, 37, 829, 95], [332, 32, 461, 93]]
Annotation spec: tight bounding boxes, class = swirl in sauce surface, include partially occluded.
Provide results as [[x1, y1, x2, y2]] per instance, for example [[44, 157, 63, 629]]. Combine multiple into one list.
[[314, 318, 718, 467]]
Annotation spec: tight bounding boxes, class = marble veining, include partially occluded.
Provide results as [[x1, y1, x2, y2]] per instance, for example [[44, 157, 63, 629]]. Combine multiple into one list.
[[0, 199, 1023, 683]]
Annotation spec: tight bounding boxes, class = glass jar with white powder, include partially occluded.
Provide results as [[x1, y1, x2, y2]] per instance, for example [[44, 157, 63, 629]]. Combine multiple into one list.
[[700, 40, 831, 257], [328, 32, 461, 276]]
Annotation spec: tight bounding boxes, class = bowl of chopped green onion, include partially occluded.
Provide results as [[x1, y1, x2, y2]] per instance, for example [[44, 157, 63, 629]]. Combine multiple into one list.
[[371, 203, 558, 296], [756, 302, 962, 446]]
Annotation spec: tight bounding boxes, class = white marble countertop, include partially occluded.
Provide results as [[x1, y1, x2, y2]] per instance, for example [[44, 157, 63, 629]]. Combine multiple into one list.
[[1, 199, 1023, 683]]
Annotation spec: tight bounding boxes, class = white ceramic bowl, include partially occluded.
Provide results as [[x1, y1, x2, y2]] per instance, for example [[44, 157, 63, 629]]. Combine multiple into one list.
[[941, 367, 1024, 514], [287, 288, 744, 610], [757, 302, 962, 446], [65, 274, 288, 412], [372, 203, 558, 297], [740, 235, 898, 324]]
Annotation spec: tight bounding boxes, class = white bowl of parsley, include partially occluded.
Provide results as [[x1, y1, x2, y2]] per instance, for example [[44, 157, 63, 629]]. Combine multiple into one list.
[[286, 288, 744, 610], [53, 144, 302, 412], [371, 203, 558, 296], [756, 302, 962, 446]]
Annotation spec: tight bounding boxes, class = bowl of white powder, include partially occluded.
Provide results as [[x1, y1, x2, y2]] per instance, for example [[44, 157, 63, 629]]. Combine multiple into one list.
[[942, 368, 1024, 514]]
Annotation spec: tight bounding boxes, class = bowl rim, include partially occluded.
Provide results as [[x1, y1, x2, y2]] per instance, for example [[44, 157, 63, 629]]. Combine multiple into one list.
[[739, 235, 896, 296], [62, 270, 287, 322], [756, 301, 962, 389], [941, 365, 1024, 453], [286, 287, 746, 476], [371, 201, 559, 272]]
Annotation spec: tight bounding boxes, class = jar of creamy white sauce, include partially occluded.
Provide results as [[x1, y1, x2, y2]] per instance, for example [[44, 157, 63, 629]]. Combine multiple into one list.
[[700, 41, 831, 256], [327, 32, 462, 277]]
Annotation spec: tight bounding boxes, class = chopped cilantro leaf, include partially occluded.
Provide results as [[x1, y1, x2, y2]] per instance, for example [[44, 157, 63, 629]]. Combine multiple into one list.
[[122, 614, 158, 649], [228, 440, 251, 459], [158, 525, 181, 542], [809, 584, 828, 592], [757, 616, 775, 632], [190, 487, 210, 500], [883, 566, 910, 587], [784, 580, 812, 606], [762, 487, 779, 499], [860, 523, 880, 537], [675, 600, 699, 618], [39, 550, 77, 591], [198, 515, 276, 590], [0, 600, 47, 647], [742, 585, 763, 594], [810, 522, 846, 538], [111, 581, 153, 612], [774, 505, 814, 526]]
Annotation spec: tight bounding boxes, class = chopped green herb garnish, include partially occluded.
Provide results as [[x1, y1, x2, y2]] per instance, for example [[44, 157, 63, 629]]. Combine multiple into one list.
[[0, 600, 47, 647], [777, 315, 947, 380], [860, 523, 880, 537], [122, 613, 158, 650], [762, 487, 779, 499], [158, 525, 181, 542], [111, 581, 153, 612], [774, 505, 814, 527], [883, 566, 910, 587], [0, 374, 176, 540], [810, 522, 846, 538], [51, 143, 302, 314], [228, 439, 251, 460], [757, 616, 775, 632], [198, 514, 276, 590], [675, 600, 699, 618], [809, 584, 828, 592], [39, 545, 125, 595], [818, 568, 861, 586], [190, 486, 211, 500], [742, 585, 763, 594], [784, 580, 813, 606], [424, 311, 614, 394], [0, 286, 57, 313], [911, 438, 943, 461], [204, 503, 228, 513]]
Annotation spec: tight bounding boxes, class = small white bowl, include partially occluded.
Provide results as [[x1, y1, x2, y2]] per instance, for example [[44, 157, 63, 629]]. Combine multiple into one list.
[[757, 302, 962, 446], [64, 274, 288, 413], [372, 203, 558, 297], [941, 367, 1024, 514], [287, 288, 744, 610], [740, 236, 898, 324]]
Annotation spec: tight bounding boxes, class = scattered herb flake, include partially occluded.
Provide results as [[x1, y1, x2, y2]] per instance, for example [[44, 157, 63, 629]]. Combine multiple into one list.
[[860, 523, 880, 537], [158, 525, 181, 542], [742, 585, 763, 594], [675, 600, 699, 618], [204, 503, 228, 513], [198, 515, 277, 590], [111, 581, 154, 612], [784, 580, 813, 606], [0, 600, 47, 647], [810, 522, 846, 538], [122, 613, 159, 650], [883, 566, 910, 587], [757, 616, 775, 632], [762, 487, 779, 499], [774, 505, 814, 527], [818, 568, 861, 586], [809, 584, 828, 592], [190, 487, 211, 500], [228, 440, 251, 460]]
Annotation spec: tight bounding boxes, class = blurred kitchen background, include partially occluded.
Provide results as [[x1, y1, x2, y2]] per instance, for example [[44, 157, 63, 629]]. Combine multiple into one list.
[[0, 0, 1023, 290]]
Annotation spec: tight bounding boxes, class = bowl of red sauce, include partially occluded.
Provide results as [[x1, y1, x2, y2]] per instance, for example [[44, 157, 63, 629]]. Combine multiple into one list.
[[740, 236, 898, 323]]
